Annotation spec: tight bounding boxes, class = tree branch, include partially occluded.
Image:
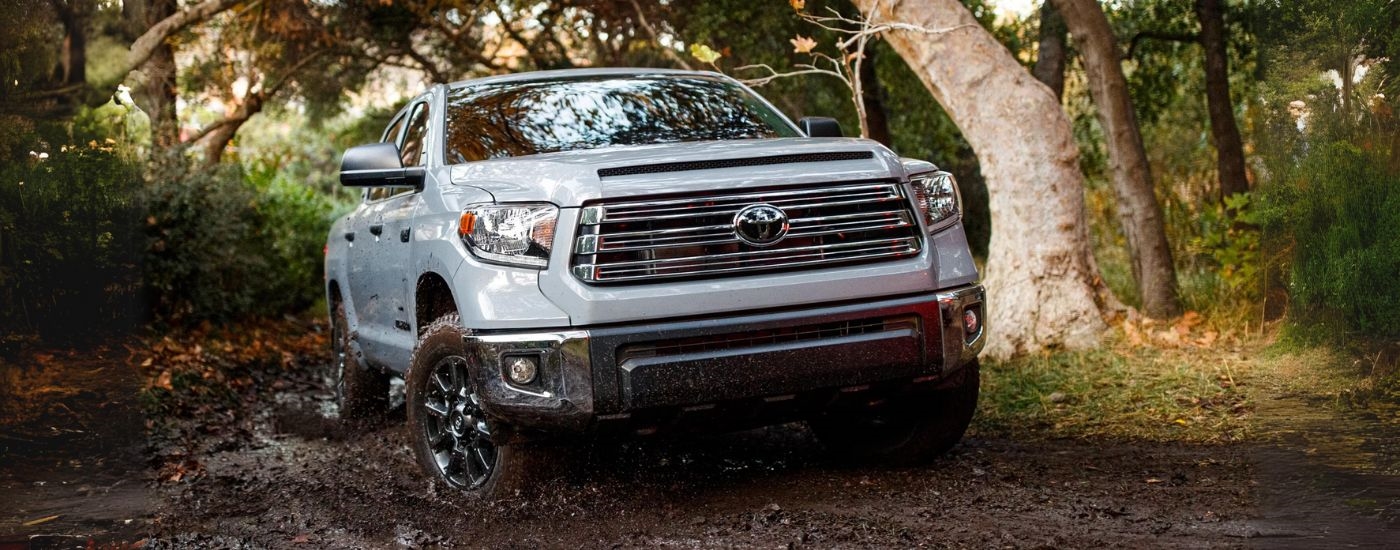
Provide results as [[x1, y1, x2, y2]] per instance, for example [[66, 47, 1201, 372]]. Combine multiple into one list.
[[122, 0, 243, 81], [629, 0, 693, 70], [1125, 31, 1199, 60]]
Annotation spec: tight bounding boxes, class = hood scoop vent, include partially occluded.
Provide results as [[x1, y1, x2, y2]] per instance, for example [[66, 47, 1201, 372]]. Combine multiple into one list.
[[597, 151, 874, 178]]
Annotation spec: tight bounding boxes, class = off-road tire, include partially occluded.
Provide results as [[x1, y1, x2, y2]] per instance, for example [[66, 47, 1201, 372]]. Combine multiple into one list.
[[406, 313, 556, 500], [331, 301, 390, 421], [809, 360, 980, 465]]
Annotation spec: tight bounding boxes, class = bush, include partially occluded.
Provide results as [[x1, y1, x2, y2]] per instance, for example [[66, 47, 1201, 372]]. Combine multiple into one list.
[[143, 157, 268, 322], [1262, 142, 1400, 339], [144, 157, 342, 323], [0, 143, 145, 341], [244, 161, 343, 314]]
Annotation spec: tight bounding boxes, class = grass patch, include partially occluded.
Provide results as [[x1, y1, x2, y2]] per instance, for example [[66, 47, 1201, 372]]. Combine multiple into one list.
[[973, 340, 1250, 443], [1253, 337, 1400, 410]]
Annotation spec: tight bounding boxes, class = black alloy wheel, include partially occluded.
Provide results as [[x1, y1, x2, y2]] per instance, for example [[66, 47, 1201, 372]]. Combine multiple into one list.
[[419, 355, 498, 489]]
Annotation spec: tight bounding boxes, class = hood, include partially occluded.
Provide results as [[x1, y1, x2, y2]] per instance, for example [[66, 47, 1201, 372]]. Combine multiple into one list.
[[449, 138, 906, 206]]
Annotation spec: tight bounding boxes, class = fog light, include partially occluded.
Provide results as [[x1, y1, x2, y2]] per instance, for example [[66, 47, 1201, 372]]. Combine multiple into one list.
[[963, 308, 980, 335], [505, 356, 538, 385]]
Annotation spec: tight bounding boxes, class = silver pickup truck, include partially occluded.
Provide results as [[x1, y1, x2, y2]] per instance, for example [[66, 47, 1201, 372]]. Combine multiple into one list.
[[325, 68, 985, 499]]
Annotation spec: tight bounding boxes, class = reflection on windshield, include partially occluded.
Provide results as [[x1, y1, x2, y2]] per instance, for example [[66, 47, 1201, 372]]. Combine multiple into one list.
[[444, 75, 799, 164]]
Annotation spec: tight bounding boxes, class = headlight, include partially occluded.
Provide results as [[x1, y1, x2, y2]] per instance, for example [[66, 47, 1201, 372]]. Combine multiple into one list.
[[910, 171, 961, 233], [458, 203, 558, 268]]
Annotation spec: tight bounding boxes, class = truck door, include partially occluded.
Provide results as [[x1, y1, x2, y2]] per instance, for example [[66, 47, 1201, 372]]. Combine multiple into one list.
[[345, 104, 420, 371], [357, 99, 431, 370]]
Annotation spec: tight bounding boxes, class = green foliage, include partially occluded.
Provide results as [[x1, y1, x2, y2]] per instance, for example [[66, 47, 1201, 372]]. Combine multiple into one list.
[[1260, 142, 1400, 339], [143, 156, 343, 324], [245, 161, 344, 314], [0, 140, 145, 341], [1190, 193, 1261, 297], [142, 158, 266, 322]]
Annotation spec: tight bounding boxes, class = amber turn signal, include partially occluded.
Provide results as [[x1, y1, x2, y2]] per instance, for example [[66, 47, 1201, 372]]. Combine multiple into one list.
[[458, 211, 477, 236]]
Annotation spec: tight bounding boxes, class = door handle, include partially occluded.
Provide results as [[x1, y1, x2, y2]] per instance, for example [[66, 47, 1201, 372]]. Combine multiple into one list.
[[344, 232, 355, 242], [400, 228, 411, 243], [369, 223, 384, 236]]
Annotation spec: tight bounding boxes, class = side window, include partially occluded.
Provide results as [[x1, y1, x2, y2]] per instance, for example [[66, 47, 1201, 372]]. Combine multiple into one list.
[[399, 103, 430, 167]]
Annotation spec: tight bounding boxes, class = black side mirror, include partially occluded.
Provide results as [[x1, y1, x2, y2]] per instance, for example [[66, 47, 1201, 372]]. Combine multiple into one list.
[[340, 142, 425, 188], [798, 116, 843, 138]]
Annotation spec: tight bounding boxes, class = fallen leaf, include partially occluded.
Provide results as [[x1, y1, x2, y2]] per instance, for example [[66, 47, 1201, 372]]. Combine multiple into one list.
[[1196, 330, 1219, 347]]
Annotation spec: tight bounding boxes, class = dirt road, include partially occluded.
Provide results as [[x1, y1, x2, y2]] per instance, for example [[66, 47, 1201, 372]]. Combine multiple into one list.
[[2, 334, 1397, 549]]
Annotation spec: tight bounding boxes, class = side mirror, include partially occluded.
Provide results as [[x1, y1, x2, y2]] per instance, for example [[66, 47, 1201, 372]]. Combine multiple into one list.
[[798, 116, 843, 138], [340, 142, 425, 188]]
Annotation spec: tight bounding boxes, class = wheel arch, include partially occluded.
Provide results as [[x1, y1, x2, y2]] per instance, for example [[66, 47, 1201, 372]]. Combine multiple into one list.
[[415, 271, 458, 335]]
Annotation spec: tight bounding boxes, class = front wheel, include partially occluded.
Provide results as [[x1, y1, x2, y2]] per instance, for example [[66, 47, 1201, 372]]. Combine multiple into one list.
[[405, 314, 554, 500], [809, 360, 980, 465]]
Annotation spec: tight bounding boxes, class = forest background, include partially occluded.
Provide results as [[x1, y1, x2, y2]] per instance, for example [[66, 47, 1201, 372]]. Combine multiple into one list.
[[1, 0, 1397, 421]]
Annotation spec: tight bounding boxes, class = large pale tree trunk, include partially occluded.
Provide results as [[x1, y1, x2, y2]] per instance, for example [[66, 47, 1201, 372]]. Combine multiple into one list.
[[1195, 0, 1249, 201], [852, 0, 1109, 358], [1051, 0, 1181, 319]]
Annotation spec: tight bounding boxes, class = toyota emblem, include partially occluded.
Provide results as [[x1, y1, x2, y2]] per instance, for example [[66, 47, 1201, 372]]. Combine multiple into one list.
[[733, 204, 790, 247]]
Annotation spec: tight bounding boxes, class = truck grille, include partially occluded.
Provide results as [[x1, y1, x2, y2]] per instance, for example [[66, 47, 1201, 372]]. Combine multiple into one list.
[[571, 181, 922, 283]]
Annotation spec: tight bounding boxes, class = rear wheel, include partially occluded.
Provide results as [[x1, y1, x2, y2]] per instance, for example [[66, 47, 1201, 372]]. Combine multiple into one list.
[[331, 301, 390, 421], [809, 360, 980, 465], [406, 314, 554, 500]]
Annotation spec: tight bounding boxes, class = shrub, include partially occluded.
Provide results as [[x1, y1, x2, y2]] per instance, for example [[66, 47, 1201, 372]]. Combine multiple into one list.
[[142, 157, 269, 322], [143, 157, 342, 323], [0, 143, 145, 341], [244, 161, 343, 315], [1261, 142, 1400, 339]]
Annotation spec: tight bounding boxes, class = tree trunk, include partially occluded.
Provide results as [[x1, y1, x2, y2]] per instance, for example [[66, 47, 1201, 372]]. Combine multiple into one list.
[[859, 55, 892, 146], [852, 0, 1109, 358], [1052, 0, 1181, 319], [136, 0, 180, 150], [1033, 1, 1068, 100], [51, 0, 89, 88], [1195, 0, 1249, 201]]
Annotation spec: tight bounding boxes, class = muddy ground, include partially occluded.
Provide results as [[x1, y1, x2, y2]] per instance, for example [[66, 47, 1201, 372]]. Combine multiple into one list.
[[2, 330, 1398, 549]]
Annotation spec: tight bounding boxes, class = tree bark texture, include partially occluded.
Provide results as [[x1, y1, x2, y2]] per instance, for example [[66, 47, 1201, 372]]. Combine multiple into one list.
[[852, 0, 1109, 358], [51, 0, 89, 88], [1052, 0, 1181, 319], [1033, 1, 1068, 100], [142, 0, 180, 149], [1195, 0, 1249, 201]]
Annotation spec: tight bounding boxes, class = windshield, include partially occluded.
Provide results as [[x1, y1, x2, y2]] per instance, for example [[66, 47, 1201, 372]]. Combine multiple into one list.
[[443, 74, 800, 164]]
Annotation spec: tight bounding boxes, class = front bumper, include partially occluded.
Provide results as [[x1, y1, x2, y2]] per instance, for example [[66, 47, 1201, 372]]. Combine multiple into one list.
[[463, 285, 985, 436]]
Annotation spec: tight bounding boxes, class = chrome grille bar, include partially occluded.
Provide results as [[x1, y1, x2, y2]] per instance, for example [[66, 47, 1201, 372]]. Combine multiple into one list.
[[571, 180, 923, 283]]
